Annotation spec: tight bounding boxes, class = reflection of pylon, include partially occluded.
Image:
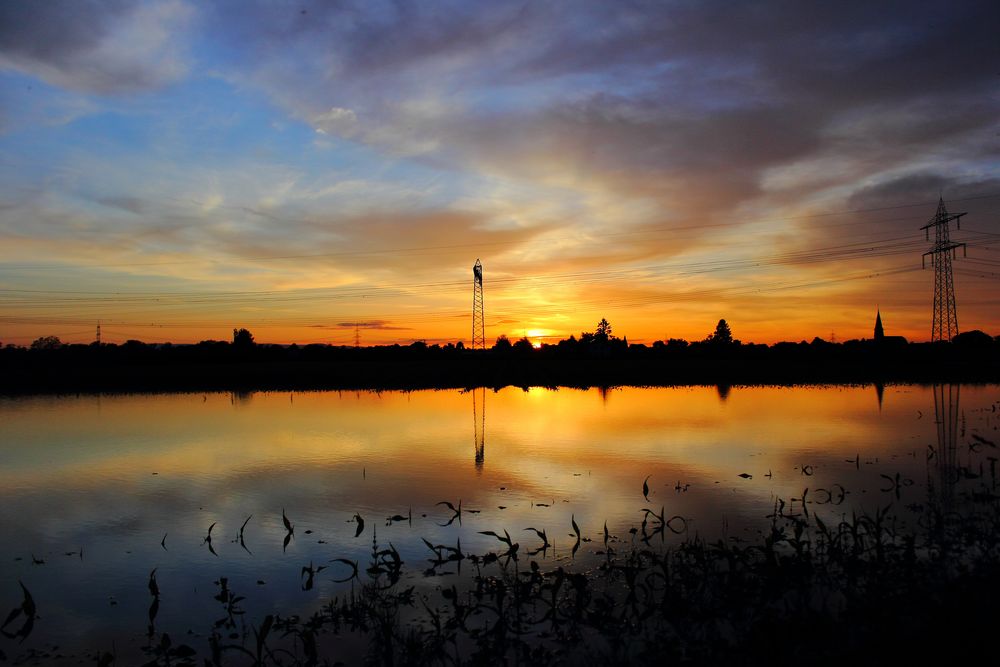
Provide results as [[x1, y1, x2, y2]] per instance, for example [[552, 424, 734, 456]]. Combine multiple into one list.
[[472, 259, 485, 350], [929, 384, 959, 512], [473, 386, 485, 470], [921, 198, 966, 341]]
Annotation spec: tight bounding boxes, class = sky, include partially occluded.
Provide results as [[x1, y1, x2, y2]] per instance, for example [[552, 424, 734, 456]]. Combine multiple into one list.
[[0, 0, 998, 347]]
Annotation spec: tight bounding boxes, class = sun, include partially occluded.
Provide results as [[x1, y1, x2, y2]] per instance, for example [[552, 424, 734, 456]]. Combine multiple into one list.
[[526, 329, 547, 349]]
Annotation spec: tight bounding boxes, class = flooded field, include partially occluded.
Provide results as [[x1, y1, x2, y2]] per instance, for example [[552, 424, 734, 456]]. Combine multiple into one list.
[[0, 384, 997, 664]]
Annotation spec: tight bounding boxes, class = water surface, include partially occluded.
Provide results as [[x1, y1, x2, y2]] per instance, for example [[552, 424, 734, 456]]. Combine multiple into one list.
[[0, 384, 996, 662]]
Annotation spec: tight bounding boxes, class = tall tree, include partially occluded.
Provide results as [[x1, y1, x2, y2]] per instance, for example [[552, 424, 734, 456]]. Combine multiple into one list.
[[708, 319, 733, 345], [595, 318, 612, 341], [232, 328, 255, 348]]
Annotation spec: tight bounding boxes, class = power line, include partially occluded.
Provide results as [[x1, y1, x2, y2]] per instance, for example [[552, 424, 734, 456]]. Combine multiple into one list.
[[1, 195, 998, 271], [5, 230, 994, 303]]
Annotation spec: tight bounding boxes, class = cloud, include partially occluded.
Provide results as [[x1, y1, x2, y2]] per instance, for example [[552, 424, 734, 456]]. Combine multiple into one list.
[[2, 1, 999, 343], [0, 0, 195, 94], [312, 107, 358, 137], [206, 0, 998, 235], [847, 174, 1000, 212], [332, 320, 410, 330]]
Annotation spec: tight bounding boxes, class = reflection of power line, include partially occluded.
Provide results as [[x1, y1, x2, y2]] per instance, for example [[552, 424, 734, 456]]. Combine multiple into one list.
[[473, 387, 485, 472]]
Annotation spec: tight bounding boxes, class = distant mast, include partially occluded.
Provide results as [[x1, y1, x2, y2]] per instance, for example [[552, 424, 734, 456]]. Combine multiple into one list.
[[472, 259, 485, 350]]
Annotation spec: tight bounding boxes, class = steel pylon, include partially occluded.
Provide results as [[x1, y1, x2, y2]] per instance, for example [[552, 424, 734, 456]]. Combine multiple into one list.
[[472, 259, 485, 349], [921, 198, 966, 341]]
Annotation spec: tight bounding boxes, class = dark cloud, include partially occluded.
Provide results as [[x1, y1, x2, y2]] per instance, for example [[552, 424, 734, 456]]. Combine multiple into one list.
[[204, 0, 998, 236], [848, 174, 1000, 210], [97, 196, 147, 216], [0, 1, 117, 61], [844, 174, 1000, 237], [0, 0, 192, 94]]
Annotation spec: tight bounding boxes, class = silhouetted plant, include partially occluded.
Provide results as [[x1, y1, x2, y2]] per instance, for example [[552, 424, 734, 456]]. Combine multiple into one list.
[[705, 319, 734, 345], [513, 337, 535, 355], [29, 335, 62, 350], [232, 328, 255, 348], [595, 318, 612, 341]]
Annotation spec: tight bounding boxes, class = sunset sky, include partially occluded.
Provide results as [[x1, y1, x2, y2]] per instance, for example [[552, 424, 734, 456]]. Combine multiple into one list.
[[1, 0, 998, 346]]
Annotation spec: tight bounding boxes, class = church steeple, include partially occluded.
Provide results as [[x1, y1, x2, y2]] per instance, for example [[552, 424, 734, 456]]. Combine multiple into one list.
[[874, 309, 884, 340]]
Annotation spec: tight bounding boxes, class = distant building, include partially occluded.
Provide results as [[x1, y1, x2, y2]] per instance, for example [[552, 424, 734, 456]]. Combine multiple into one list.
[[873, 309, 907, 345]]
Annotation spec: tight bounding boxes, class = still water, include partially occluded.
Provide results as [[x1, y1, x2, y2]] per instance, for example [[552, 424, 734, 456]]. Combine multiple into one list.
[[0, 385, 996, 662]]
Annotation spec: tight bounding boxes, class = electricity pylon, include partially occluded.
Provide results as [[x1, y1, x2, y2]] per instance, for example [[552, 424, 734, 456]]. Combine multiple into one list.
[[472, 259, 485, 350], [921, 198, 966, 341]]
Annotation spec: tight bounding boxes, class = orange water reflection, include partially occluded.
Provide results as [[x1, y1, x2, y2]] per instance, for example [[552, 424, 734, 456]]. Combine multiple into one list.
[[0, 385, 997, 662]]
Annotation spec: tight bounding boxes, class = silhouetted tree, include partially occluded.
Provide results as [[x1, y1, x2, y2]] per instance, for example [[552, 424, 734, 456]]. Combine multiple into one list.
[[513, 336, 535, 355], [493, 335, 512, 352], [706, 319, 733, 345], [232, 328, 255, 348], [30, 335, 62, 350], [595, 318, 612, 341], [953, 330, 994, 349]]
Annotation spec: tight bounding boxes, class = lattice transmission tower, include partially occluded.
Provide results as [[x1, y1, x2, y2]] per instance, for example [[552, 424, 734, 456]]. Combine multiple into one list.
[[472, 259, 485, 349], [921, 198, 966, 341]]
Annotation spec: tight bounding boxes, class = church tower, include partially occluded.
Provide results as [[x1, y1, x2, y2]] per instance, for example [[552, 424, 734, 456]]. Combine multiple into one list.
[[874, 309, 885, 341]]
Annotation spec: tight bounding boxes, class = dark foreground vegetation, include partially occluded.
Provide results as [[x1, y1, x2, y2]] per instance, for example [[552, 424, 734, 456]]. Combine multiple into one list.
[[4, 476, 1000, 665], [2, 323, 999, 392]]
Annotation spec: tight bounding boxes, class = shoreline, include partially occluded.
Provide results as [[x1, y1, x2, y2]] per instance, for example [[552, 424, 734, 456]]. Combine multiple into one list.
[[3, 357, 999, 395]]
